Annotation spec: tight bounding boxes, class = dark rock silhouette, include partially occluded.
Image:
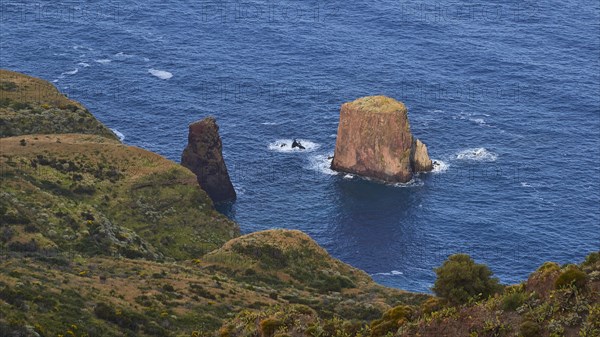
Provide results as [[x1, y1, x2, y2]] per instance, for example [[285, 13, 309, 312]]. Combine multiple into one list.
[[181, 117, 236, 203], [292, 139, 306, 150]]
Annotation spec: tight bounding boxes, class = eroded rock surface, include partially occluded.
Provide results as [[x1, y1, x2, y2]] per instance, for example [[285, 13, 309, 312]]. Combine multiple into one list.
[[331, 96, 432, 183], [181, 117, 236, 203]]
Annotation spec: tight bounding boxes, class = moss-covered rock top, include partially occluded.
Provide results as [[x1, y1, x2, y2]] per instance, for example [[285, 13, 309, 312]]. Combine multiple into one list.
[[346, 95, 407, 114], [0, 69, 118, 139]]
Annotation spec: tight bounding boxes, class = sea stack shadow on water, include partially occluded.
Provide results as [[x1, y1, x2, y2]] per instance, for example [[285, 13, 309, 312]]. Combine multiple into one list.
[[181, 117, 236, 203], [331, 96, 433, 183]]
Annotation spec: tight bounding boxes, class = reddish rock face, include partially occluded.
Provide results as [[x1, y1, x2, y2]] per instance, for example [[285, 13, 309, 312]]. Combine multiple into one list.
[[181, 117, 236, 203], [331, 96, 432, 183]]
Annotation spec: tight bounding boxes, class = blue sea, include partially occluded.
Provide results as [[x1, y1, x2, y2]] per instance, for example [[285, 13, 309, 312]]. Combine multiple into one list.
[[1, 0, 599, 292]]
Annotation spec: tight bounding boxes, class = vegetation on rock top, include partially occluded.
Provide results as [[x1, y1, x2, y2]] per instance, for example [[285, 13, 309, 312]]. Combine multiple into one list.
[[345, 96, 408, 114]]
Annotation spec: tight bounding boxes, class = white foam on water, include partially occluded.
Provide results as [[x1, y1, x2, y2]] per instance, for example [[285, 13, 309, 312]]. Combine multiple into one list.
[[373, 270, 404, 276], [77, 62, 90, 67], [62, 68, 78, 76], [143, 57, 150, 62], [95, 59, 111, 64], [232, 183, 244, 196], [260, 122, 280, 125], [455, 148, 497, 162], [470, 118, 486, 126], [343, 173, 424, 187], [268, 139, 319, 153], [73, 45, 93, 51], [307, 154, 337, 175], [431, 159, 449, 173], [391, 178, 424, 188], [114, 52, 133, 58], [148, 68, 173, 80], [111, 129, 125, 141]]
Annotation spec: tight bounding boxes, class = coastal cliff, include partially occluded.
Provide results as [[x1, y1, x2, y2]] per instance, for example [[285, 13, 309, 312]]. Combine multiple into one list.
[[331, 96, 433, 183], [181, 117, 236, 203], [0, 70, 420, 335], [1, 70, 597, 337]]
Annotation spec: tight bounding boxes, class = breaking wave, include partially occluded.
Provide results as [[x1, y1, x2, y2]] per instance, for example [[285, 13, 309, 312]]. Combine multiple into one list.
[[455, 148, 497, 162], [268, 139, 319, 153], [307, 154, 337, 175], [431, 159, 449, 173], [148, 68, 173, 80], [111, 128, 125, 141], [373, 270, 404, 276]]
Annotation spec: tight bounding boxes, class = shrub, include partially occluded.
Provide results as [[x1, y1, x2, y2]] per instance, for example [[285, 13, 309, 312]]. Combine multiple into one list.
[[502, 291, 526, 311], [555, 266, 587, 290], [432, 254, 501, 305], [0, 81, 17, 91], [519, 320, 541, 337], [259, 318, 283, 337], [189, 283, 216, 300], [8, 239, 38, 252], [11, 102, 31, 110], [420, 297, 444, 314], [94, 302, 146, 332], [0, 98, 12, 107], [312, 273, 355, 293], [162, 284, 175, 292], [537, 262, 560, 274], [582, 252, 599, 270], [370, 305, 413, 337]]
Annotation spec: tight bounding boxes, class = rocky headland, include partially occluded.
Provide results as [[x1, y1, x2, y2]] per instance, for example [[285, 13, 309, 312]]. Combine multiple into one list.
[[331, 96, 433, 183], [1, 70, 598, 337]]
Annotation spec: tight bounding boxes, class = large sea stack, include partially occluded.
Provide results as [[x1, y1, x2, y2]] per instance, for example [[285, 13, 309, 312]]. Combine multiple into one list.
[[331, 96, 433, 183], [181, 117, 236, 203]]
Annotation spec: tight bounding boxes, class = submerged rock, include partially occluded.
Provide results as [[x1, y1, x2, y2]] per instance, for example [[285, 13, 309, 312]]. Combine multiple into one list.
[[181, 117, 236, 203], [330, 96, 432, 183]]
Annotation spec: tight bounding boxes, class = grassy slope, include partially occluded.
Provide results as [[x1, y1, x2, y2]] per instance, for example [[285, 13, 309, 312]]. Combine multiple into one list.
[[0, 71, 420, 336], [221, 254, 600, 337], [1, 70, 597, 337], [0, 134, 239, 260], [0, 229, 424, 336], [0, 69, 118, 139]]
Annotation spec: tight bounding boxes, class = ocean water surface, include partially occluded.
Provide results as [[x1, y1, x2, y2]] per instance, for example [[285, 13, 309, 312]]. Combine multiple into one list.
[[1, 0, 598, 292]]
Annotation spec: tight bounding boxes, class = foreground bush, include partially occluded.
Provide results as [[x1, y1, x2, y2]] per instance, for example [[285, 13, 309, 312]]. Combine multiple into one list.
[[555, 266, 587, 290], [370, 305, 413, 337], [432, 254, 501, 305]]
